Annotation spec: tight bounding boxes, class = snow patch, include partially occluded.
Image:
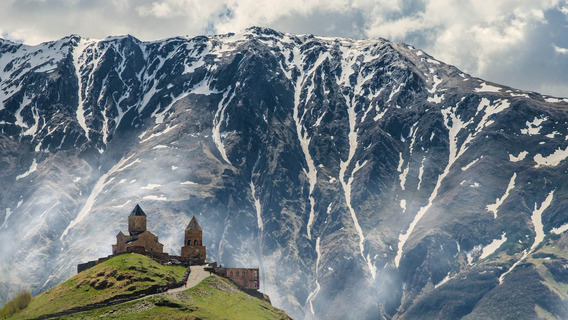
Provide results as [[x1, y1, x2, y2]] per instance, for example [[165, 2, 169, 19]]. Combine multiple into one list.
[[417, 157, 425, 190], [533, 146, 568, 167], [475, 82, 501, 93], [486, 173, 516, 219], [521, 116, 547, 135], [509, 151, 528, 162], [306, 237, 322, 315], [250, 181, 263, 231], [551, 223, 568, 234], [140, 124, 178, 143], [212, 89, 236, 164], [435, 272, 456, 288], [16, 159, 38, 180], [499, 191, 554, 284], [479, 233, 507, 259], [545, 97, 567, 103], [461, 157, 481, 171]]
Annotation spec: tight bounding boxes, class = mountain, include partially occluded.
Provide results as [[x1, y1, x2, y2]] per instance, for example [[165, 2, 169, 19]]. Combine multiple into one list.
[[1, 26, 568, 319], [3, 253, 290, 319]]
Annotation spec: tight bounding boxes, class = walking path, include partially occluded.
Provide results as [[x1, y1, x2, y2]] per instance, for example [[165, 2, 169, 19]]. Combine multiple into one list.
[[166, 265, 209, 294]]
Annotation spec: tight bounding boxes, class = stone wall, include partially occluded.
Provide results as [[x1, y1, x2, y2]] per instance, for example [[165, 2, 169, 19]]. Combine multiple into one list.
[[213, 267, 259, 290]]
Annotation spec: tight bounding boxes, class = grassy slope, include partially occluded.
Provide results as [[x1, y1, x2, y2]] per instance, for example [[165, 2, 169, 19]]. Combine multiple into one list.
[[13, 253, 186, 319], [59, 275, 291, 320]]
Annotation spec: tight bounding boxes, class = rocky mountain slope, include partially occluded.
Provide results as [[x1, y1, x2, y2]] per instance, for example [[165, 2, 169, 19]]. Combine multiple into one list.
[[1, 26, 568, 319]]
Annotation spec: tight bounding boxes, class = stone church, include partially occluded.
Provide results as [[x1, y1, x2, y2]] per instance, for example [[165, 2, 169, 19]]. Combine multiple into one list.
[[112, 204, 164, 254], [81, 204, 258, 291], [111, 204, 206, 264]]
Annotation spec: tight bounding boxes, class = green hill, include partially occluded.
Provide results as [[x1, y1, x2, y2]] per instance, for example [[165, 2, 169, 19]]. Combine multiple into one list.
[[7, 253, 185, 319], [3, 253, 290, 320], [56, 275, 291, 320]]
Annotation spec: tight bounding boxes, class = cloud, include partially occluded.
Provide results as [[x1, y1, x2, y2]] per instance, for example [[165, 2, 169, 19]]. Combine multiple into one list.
[[0, 0, 567, 96], [553, 44, 568, 54]]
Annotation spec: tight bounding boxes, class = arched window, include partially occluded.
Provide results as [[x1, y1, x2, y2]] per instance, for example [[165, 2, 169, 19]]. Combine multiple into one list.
[[194, 240, 198, 246], [188, 240, 192, 246]]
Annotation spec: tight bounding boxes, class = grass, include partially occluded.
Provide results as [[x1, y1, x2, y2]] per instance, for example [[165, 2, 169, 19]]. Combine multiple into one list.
[[58, 275, 291, 320], [0, 291, 31, 318], [11, 253, 185, 319]]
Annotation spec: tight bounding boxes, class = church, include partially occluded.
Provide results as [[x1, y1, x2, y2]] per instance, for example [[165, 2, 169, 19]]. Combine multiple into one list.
[[112, 204, 206, 264], [79, 204, 258, 291]]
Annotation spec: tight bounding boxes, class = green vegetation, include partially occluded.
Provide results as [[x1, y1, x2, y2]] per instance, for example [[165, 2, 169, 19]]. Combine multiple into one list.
[[10, 253, 185, 319], [0, 291, 31, 318], [59, 275, 290, 320]]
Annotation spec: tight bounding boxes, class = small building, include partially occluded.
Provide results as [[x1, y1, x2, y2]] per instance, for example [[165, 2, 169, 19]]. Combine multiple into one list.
[[213, 267, 260, 290], [181, 216, 207, 264], [112, 204, 164, 254]]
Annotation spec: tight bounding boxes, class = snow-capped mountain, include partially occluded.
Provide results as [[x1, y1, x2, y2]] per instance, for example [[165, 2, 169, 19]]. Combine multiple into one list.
[[1, 26, 568, 319]]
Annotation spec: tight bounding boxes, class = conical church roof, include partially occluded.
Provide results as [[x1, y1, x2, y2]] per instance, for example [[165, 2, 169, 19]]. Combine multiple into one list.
[[130, 204, 146, 216], [186, 215, 201, 230]]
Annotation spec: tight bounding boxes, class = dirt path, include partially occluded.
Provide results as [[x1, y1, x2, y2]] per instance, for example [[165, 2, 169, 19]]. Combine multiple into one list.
[[166, 265, 209, 294]]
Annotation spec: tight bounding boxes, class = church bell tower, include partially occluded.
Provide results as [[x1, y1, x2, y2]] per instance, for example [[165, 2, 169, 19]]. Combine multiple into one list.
[[181, 215, 206, 263]]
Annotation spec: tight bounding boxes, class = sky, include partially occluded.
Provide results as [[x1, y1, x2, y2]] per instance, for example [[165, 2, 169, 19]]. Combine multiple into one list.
[[1, 0, 567, 97]]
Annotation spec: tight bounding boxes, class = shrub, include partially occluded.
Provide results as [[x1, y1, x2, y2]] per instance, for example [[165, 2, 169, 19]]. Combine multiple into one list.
[[0, 290, 32, 318]]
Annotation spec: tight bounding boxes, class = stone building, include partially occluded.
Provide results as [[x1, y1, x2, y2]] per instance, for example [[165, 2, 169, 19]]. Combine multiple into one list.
[[112, 204, 164, 254], [181, 215, 206, 264], [213, 267, 260, 290]]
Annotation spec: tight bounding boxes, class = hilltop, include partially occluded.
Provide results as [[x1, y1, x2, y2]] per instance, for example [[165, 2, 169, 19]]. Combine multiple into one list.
[[3, 253, 288, 319]]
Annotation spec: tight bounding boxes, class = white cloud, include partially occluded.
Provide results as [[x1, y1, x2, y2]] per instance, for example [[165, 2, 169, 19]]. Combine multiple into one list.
[[554, 44, 568, 54], [0, 0, 566, 96]]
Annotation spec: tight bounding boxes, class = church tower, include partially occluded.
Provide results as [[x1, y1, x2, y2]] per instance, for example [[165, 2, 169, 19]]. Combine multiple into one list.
[[128, 204, 147, 236], [181, 215, 206, 263]]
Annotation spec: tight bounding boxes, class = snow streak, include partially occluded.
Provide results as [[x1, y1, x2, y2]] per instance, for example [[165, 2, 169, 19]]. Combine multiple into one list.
[[486, 173, 516, 219], [306, 237, 322, 315], [395, 107, 472, 267], [212, 89, 235, 164], [250, 181, 263, 231], [499, 191, 554, 284], [72, 39, 91, 141], [291, 47, 323, 241], [338, 48, 376, 279]]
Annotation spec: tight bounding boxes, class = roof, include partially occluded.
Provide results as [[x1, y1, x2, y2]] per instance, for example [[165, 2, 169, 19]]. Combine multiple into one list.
[[130, 204, 146, 216], [186, 216, 202, 231]]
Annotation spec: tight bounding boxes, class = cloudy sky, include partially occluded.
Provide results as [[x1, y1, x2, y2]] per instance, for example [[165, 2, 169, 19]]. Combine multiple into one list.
[[1, 0, 567, 97]]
